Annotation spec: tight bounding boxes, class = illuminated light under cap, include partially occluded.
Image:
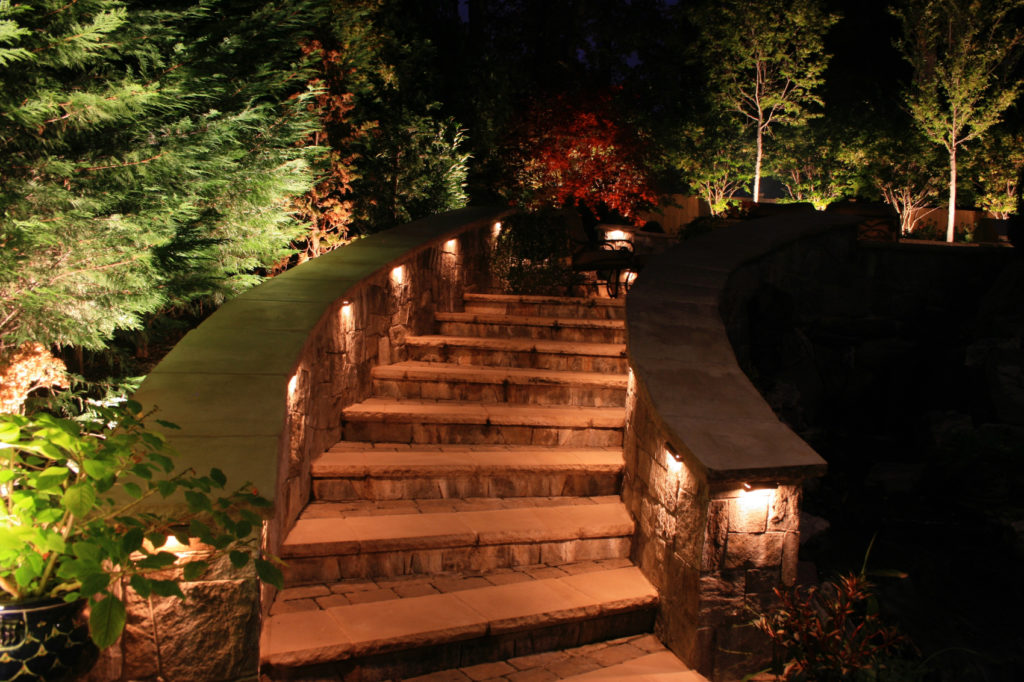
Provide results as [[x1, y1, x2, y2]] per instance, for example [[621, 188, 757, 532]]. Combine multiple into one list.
[[664, 442, 684, 472], [492, 221, 502, 238], [445, 239, 458, 251], [390, 265, 405, 284], [605, 229, 630, 241]]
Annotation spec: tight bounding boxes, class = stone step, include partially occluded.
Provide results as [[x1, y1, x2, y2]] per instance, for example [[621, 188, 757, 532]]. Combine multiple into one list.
[[436, 312, 626, 345], [260, 566, 658, 681], [279, 498, 633, 584], [312, 444, 624, 501], [560, 651, 706, 681], [463, 293, 626, 321], [405, 335, 628, 374], [408, 639, 708, 682], [372, 361, 627, 407], [341, 399, 624, 447]]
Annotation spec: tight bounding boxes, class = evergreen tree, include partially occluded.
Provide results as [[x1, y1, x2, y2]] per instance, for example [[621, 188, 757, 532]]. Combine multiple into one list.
[[698, 0, 839, 203], [0, 0, 321, 354], [894, 0, 1024, 242]]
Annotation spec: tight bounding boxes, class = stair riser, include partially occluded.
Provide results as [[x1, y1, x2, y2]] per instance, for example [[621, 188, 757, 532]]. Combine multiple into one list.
[[262, 608, 656, 681], [438, 321, 625, 345], [282, 536, 632, 585], [464, 302, 625, 320], [312, 471, 622, 501], [341, 421, 623, 447], [371, 378, 626, 407], [406, 345, 629, 373]]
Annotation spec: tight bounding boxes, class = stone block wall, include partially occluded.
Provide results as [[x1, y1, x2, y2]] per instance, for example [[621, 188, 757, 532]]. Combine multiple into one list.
[[113, 207, 506, 680]]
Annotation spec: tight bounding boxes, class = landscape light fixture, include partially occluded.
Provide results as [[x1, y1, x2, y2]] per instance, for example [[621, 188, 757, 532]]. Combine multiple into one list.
[[664, 442, 684, 472]]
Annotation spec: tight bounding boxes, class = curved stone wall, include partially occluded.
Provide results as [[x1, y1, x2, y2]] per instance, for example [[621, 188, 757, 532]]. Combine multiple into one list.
[[623, 210, 861, 680], [96, 206, 508, 680]]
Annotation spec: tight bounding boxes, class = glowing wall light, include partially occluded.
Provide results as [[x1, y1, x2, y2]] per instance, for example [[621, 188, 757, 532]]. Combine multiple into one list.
[[445, 238, 459, 252], [605, 229, 630, 242], [340, 298, 353, 326], [492, 221, 503, 239], [664, 442, 684, 473], [287, 373, 298, 400], [390, 265, 405, 285], [737, 482, 775, 510]]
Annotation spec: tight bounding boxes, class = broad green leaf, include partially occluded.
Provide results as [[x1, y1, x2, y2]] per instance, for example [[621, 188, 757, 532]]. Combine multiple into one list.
[[209, 468, 227, 487], [121, 528, 144, 554], [183, 560, 208, 581], [184, 490, 211, 512], [82, 458, 113, 481], [254, 558, 283, 589], [149, 580, 184, 599], [0, 421, 19, 442], [63, 484, 97, 518], [35, 466, 70, 491], [73, 541, 101, 562], [137, 552, 177, 570], [130, 574, 152, 598], [122, 482, 142, 499], [90, 596, 127, 650], [229, 550, 249, 568], [79, 572, 111, 597]]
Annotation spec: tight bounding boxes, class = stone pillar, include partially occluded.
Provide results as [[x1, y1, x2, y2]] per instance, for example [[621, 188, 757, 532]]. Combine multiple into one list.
[[695, 483, 801, 680]]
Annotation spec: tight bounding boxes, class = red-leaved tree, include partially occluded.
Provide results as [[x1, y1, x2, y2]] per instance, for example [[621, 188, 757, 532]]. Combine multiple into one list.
[[503, 93, 656, 223]]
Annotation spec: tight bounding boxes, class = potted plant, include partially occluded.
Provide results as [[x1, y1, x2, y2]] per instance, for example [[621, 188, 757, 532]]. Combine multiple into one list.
[[0, 400, 280, 680]]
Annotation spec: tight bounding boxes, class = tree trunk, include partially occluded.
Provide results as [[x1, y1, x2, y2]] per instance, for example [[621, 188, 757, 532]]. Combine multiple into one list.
[[947, 147, 957, 243], [753, 125, 763, 203]]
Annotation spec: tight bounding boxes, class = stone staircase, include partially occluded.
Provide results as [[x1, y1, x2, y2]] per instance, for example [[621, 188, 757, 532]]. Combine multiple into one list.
[[260, 293, 705, 681]]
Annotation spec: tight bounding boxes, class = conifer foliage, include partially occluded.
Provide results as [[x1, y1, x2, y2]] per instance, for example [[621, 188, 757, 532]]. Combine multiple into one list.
[[0, 0, 322, 353]]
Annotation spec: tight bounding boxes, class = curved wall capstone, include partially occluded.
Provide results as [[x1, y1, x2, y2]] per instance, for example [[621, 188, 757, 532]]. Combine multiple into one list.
[[623, 209, 861, 681]]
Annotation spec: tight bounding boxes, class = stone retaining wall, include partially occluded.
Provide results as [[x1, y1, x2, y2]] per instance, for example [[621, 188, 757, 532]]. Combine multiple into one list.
[[623, 211, 860, 681], [100, 207, 508, 681]]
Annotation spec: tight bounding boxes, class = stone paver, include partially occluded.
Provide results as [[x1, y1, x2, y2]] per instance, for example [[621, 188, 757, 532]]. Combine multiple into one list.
[[403, 634, 706, 681]]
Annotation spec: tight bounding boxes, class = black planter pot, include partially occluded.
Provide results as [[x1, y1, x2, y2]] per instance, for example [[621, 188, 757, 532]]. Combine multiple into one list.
[[0, 598, 97, 681]]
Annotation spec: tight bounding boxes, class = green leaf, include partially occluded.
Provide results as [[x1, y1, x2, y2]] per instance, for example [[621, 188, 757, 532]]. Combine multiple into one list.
[[148, 452, 173, 473], [130, 574, 152, 599], [122, 482, 143, 499], [90, 596, 127, 649], [122, 528, 144, 555], [149, 580, 184, 599], [79, 572, 111, 597], [209, 468, 227, 487], [183, 560, 208, 581], [229, 550, 249, 568], [73, 541, 101, 562], [156, 480, 176, 497], [0, 420, 20, 442], [184, 490, 211, 512], [254, 558, 283, 589], [63, 484, 97, 518], [82, 458, 113, 481], [35, 466, 70, 491], [137, 552, 177, 570]]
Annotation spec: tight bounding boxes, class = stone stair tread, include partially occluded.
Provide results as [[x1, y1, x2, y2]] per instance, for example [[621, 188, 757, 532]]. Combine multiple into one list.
[[463, 293, 626, 308], [313, 446, 624, 477], [436, 311, 625, 329], [281, 500, 634, 558], [342, 398, 625, 428], [261, 567, 657, 668], [562, 651, 707, 681], [405, 334, 626, 356], [373, 361, 627, 387]]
